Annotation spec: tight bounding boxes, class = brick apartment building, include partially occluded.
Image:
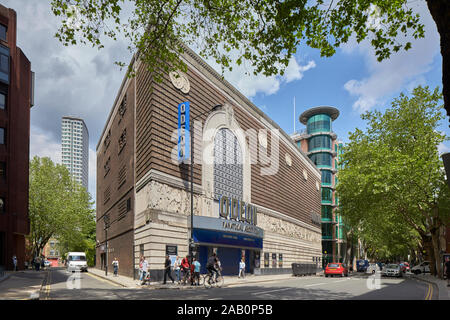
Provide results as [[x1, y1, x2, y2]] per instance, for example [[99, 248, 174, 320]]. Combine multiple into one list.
[[0, 4, 34, 271]]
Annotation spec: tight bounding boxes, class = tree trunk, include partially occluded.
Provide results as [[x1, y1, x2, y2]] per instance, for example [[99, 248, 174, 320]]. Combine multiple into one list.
[[426, 0, 450, 122], [431, 228, 443, 278]]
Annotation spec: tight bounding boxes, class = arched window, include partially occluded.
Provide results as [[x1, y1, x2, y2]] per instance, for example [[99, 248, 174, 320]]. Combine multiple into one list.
[[213, 128, 243, 200]]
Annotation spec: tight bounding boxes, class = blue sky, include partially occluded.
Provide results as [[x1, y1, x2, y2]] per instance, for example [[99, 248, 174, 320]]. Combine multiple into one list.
[[3, 0, 449, 203]]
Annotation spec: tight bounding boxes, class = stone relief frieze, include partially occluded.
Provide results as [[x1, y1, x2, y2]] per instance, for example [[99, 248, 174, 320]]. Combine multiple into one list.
[[258, 213, 321, 244], [143, 180, 202, 216]]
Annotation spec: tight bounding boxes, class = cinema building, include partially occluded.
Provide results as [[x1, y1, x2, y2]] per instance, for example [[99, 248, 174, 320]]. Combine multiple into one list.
[[96, 46, 322, 279]]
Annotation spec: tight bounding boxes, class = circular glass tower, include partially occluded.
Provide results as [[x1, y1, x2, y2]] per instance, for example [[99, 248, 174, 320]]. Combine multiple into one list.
[[298, 106, 341, 267]]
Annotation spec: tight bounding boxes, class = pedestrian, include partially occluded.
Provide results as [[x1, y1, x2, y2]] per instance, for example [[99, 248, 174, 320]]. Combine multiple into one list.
[[163, 255, 175, 284], [192, 257, 201, 286], [181, 255, 190, 284], [40, 256, 45, 270], [140, 256, 149, 285], [239, 258, 245, 279], [138, 255, 144, 283], [35, 257, 40, 271], [174, 256, 182, 283], [12, 255, 17, 271], [112, 257, 119, 276], [445, 256, 450, 287]]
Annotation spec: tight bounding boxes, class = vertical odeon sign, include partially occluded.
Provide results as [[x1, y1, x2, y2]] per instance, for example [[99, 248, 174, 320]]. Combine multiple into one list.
[[177, 101, 190, 163]]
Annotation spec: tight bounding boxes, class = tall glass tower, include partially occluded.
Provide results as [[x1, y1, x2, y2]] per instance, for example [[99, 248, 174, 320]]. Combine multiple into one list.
[[61, 117, 89, 190], [291, 106, 344, 267]]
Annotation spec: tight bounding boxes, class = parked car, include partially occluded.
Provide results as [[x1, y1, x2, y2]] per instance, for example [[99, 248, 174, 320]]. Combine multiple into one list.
[[325, 263, 348, 277], [356, 259, 369, 272], [67, 252, 88, 272], [383, 264, 403, 278], [399, 262, 410, 273], [411, 261, 430, 274], [366, 263, 380, 274]]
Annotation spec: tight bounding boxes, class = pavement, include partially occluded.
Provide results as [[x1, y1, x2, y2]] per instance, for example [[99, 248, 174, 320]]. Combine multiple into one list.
[[0, 269, 48, 300], [1, 267, 449, 300], [409, 273, 450, 300], [87, 267, 296, 290]]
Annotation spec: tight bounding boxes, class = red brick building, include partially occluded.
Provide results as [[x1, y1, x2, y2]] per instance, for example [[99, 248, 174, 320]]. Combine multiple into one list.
[[0, 4, 34, 271]]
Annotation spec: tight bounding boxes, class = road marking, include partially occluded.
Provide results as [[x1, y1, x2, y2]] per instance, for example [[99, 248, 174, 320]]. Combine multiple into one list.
[[252, 288, 293, 295], [85, 272, 121, 287], [425, 283, 433, 300], [333, 279, 347, 283], [305, 283, 326, 287]]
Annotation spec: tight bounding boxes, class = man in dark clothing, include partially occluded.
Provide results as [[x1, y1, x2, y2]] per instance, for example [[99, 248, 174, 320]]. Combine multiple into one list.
[[206, 253, 219, 282], [163, 255, 175, 284], [444, 257, 450, 287]]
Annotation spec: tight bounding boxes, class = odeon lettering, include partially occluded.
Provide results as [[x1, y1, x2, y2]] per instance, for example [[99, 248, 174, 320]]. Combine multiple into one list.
[[219, 196, 257, 225]]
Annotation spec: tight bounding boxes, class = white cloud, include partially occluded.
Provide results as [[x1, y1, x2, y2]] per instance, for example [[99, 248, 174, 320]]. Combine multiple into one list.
[[30, 126, 61, 164], [205, 53, 315, 98], [438, 142, 450, 155], [342, 2, 440, 113]]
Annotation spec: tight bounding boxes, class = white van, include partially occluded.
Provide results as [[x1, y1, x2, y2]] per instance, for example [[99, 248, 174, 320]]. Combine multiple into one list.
[[67, 252, 88, 272], [411, 261, 430, 274]]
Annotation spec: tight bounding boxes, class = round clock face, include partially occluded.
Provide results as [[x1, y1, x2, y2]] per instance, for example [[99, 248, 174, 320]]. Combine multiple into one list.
[[258, 131, 267, 149], [169, 71, 190, 94], [285, 153, 292, 167]]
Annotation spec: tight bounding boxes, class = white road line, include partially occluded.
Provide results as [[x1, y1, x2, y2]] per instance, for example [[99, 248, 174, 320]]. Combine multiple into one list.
[[304, 283, 326, 287], [252, 288, 293, 295], [333, 279, 347, 283]]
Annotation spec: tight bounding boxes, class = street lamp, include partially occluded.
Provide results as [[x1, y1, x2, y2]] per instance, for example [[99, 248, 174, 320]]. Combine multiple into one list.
[[104, 214, 110, 276], [189, 104, 222, 264]]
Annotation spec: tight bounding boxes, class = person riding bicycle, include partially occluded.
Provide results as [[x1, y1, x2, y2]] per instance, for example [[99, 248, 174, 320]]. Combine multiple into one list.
[[206, 252, 220, 283]]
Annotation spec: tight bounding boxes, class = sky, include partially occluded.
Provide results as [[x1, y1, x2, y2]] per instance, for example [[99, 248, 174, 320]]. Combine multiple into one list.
[[3, 0, 450, 203]]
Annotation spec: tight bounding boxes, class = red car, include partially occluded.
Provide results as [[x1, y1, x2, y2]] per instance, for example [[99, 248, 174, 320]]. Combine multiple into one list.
[[325, 263, 348, 277], [399, 262, 410, 273]]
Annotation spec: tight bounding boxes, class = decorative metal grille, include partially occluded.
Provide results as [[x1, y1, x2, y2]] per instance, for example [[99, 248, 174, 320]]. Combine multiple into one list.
[[213, 128, 243, 200]]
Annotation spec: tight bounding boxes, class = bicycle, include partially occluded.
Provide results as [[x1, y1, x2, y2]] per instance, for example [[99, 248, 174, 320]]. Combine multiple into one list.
[[202, 269, 224, 288]]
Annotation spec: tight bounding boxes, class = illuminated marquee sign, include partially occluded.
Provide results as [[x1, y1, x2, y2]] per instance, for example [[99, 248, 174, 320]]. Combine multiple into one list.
[[218, 196, 257, 226], [177, 101, 190, 163]]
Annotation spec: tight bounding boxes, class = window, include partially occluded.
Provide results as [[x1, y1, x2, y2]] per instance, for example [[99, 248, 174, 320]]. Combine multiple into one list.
[[321, 206, 333, 221], [308, 135, 331, 151], [0, 162, 5, 179], [0, 45, 9, 84], [307, 114, 331, 134], [0, 127, 5, 144], [321, 187, 333, 202], [0, 197, 4, 214], [213, 128, 243, 200], [321, 170, 332, 185], [0, 92, 5, 109], [118, 128, 126, 154], [310, 152, 332, 167], [0, 25, 6, 42]]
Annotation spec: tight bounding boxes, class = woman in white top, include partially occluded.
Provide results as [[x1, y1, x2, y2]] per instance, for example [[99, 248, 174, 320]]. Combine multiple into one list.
[[174, 256, 182, 283], [239, 259, 246, 278]]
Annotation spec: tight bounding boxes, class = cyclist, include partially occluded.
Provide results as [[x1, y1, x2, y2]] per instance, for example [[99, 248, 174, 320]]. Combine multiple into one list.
[[206, 252, 220, 283]]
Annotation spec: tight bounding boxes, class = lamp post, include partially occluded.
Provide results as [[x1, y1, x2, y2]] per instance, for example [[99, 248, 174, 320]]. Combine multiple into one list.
[[104, 214, 110, 276], [189, 104, 222, 264]]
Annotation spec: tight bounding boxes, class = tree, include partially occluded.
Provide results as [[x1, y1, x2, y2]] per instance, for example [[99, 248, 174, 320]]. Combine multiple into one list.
[[28, 157, 95, 262], [337, 86, 450, 277], [49, 0, 450, 118]]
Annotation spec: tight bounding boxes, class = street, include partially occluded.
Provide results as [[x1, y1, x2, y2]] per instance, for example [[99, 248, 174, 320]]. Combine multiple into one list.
[[9, 268, 435, 301]]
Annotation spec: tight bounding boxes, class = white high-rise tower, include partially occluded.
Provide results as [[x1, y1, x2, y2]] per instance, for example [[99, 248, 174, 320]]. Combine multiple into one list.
[[61, 116, 89, 190]]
